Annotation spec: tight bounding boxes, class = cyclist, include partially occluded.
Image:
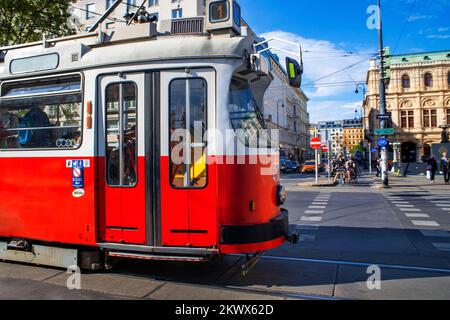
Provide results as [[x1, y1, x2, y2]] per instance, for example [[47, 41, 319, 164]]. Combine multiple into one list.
[[345, 157, 357, 183], [333, 155, 346, 184]]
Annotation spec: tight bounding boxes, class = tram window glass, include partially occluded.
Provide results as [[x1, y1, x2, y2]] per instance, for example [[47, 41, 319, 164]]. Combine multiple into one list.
[[0, 75, 82, 150], [233, 2, 241, 27], [105, 82, 137, 187], [228, 77, 267, 147], [169, 78, 207, 189]]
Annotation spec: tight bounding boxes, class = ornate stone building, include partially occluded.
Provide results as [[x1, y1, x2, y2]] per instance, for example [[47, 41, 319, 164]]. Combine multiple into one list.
[[364, 50, 450, 162]]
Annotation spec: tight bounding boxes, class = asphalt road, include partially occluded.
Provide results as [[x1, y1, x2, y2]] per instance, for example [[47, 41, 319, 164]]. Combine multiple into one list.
[[1, 174, 450, 300]]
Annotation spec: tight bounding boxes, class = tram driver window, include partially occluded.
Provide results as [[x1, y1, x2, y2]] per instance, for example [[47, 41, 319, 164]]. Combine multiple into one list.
[[0, 75, 82, 150], [228, 77, 267, 147]]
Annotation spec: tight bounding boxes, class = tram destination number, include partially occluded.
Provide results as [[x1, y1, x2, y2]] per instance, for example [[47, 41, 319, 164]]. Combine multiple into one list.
[[174, 304, 274, 318]]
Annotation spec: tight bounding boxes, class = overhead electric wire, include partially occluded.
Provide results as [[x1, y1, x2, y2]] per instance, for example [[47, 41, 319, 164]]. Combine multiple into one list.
[[302, 55, 377, 87], [393, 0, 418, 54]]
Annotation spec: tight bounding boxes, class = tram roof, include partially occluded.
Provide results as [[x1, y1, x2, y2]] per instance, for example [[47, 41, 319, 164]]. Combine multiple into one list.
[[0, 19, 257, 80]]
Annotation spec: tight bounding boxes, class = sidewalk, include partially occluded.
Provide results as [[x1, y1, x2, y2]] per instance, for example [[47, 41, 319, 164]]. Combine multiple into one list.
[[371, 172, 450, 193]]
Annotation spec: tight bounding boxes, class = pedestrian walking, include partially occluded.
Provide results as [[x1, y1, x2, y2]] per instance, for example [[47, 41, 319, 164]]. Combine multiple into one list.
[[427, 155, 438, 184], [440, 152, 450, 184], [375, 158, 381, 177]]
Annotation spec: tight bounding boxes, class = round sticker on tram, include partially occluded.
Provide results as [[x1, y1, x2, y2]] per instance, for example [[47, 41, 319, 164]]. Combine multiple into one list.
[[72, 189, 85, 198]]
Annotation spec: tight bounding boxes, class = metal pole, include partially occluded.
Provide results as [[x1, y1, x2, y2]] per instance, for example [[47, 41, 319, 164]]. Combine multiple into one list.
[[369, 142, 373, 176], [315, 148, 319, 184], [328, 139, 331, 180], [377, 0, 389, 186], [87, 0, 123, 32]]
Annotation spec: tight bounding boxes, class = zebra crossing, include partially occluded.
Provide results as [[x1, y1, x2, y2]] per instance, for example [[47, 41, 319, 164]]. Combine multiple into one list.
[[384, 193, 450, 252], [295, 193, 331, 242]]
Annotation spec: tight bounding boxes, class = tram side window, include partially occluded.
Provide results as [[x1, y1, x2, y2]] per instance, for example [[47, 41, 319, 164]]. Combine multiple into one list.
[[169, 78, 207, 188], [105, 82, 137, 187], [228, 77, 267, 147], [0, 75, 82, 150]]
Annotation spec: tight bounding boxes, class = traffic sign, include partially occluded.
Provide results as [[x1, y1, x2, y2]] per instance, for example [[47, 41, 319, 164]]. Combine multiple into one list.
[[378, 137, 389, 148], [371, 148, 378, 153], [310, 138, 322, 150], [377, 113, 392, 120], [322, 145, 329, 153], [375, 128, 395, 136]]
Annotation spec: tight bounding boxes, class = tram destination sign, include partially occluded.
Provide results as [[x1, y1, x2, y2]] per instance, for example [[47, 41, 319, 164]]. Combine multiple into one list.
[[374, 128, 395, 136]]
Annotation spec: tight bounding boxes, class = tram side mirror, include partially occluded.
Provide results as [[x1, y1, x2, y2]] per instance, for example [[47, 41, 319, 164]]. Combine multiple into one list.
[[286, 57, 303, 88]]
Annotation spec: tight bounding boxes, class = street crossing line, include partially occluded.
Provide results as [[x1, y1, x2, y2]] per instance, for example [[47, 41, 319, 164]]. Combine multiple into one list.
[[396, 204, 415, 208], [412, 220, 440, 227], [405, 213, 430, 218], [399, 208, 422, 212], [304, 210, 325, 214], [295, 224, 320, 231], [432, 243, 450, 251], [309, 206, 326, 209], [391, 201, 410, 204], [301, 216, 323, 222], [420, 230, 450, 238]]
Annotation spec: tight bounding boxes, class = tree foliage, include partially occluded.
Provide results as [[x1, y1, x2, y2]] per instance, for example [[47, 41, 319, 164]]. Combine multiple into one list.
[[0, 0, 75, 46]]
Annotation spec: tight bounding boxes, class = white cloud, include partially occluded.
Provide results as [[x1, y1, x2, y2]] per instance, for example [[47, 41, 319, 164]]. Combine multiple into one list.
[[260, 31, 373, 99], [407, 15, 432, 22], [427, 34, 450, 39], [308, 100, 363, 123], [438, 27, 449, 32]]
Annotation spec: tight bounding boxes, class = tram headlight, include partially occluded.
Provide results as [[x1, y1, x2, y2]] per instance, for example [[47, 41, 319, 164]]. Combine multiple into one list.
[[277, 185, 287, 206]]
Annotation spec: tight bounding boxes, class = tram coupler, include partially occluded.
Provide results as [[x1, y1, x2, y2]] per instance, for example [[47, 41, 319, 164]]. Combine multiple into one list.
[[286, 233, 299, 244], [241, 252, 263, 276], [7, 239, 32, 252]]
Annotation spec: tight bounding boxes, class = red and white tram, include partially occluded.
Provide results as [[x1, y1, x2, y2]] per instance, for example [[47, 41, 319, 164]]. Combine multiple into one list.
[[0, 0, 301, 270]]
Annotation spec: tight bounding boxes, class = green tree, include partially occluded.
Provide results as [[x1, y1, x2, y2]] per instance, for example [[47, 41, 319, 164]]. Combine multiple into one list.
[[0, 0, 75, 47]]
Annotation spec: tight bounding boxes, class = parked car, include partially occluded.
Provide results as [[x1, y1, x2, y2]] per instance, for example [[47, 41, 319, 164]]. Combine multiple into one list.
[[302, 160, 316, 173], [282, 159, 300, 174]]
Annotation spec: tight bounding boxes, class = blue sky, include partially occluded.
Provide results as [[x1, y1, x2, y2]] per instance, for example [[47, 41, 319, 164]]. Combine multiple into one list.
[[238, 0, 450, 123]]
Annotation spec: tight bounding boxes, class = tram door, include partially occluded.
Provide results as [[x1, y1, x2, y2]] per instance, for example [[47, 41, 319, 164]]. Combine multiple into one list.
[[98, 73, 147, 245], [160, 69, 217, 247]]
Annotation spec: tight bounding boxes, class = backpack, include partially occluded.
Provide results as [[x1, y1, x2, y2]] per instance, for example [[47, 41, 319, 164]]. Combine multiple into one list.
[[18, 108, 51, 146]]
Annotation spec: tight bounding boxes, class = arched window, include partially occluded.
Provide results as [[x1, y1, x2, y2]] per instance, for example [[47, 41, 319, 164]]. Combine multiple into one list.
[[447, 71, 450, 86], [402, 74, 410, 88], [424, 73, 433, 87]]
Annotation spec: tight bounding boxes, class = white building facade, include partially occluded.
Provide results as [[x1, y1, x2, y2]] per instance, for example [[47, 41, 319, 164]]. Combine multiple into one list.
[[263, 56, 310, 162], [72, 0, 206, 31]]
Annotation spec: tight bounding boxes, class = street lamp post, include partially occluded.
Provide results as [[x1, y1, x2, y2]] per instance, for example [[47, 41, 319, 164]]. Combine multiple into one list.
[[377, 0, 389, 187]]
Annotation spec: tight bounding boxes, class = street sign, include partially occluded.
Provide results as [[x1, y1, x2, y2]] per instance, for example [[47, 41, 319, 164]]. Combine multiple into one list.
[[377, 113, 392, 120], [310, 137, 322, 150], [322, 146, 329, 153], [378, 137, 389, 148], [371, 148, 378, 153], [375, 128, 395, 136]]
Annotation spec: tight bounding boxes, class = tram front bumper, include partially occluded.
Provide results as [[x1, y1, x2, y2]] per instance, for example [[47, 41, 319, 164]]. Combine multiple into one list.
[[220, 209, 292, 245]]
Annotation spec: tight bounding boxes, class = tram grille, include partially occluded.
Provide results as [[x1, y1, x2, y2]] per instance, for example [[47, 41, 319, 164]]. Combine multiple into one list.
[[171, 17, 204, 35]]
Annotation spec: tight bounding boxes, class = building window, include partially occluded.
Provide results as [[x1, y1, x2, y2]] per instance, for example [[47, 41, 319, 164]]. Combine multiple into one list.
[[448, 72, 450, 86], [86, 3, 96, 19], [401, 111, 414, 128], [447, 109, 450, 125], [126, 0, 136, 14], [423, 109, 437, 128], [149, 0, 159, 6], [401, 74, 410, 88], [106, 0, 114, 9], [424, 73, 433, 87], [172, 8, 183, 19]]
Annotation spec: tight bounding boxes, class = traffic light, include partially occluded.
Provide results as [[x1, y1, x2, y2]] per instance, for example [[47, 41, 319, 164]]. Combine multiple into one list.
[[383, 46, 391, 81], [286, 57, 303, 88]]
